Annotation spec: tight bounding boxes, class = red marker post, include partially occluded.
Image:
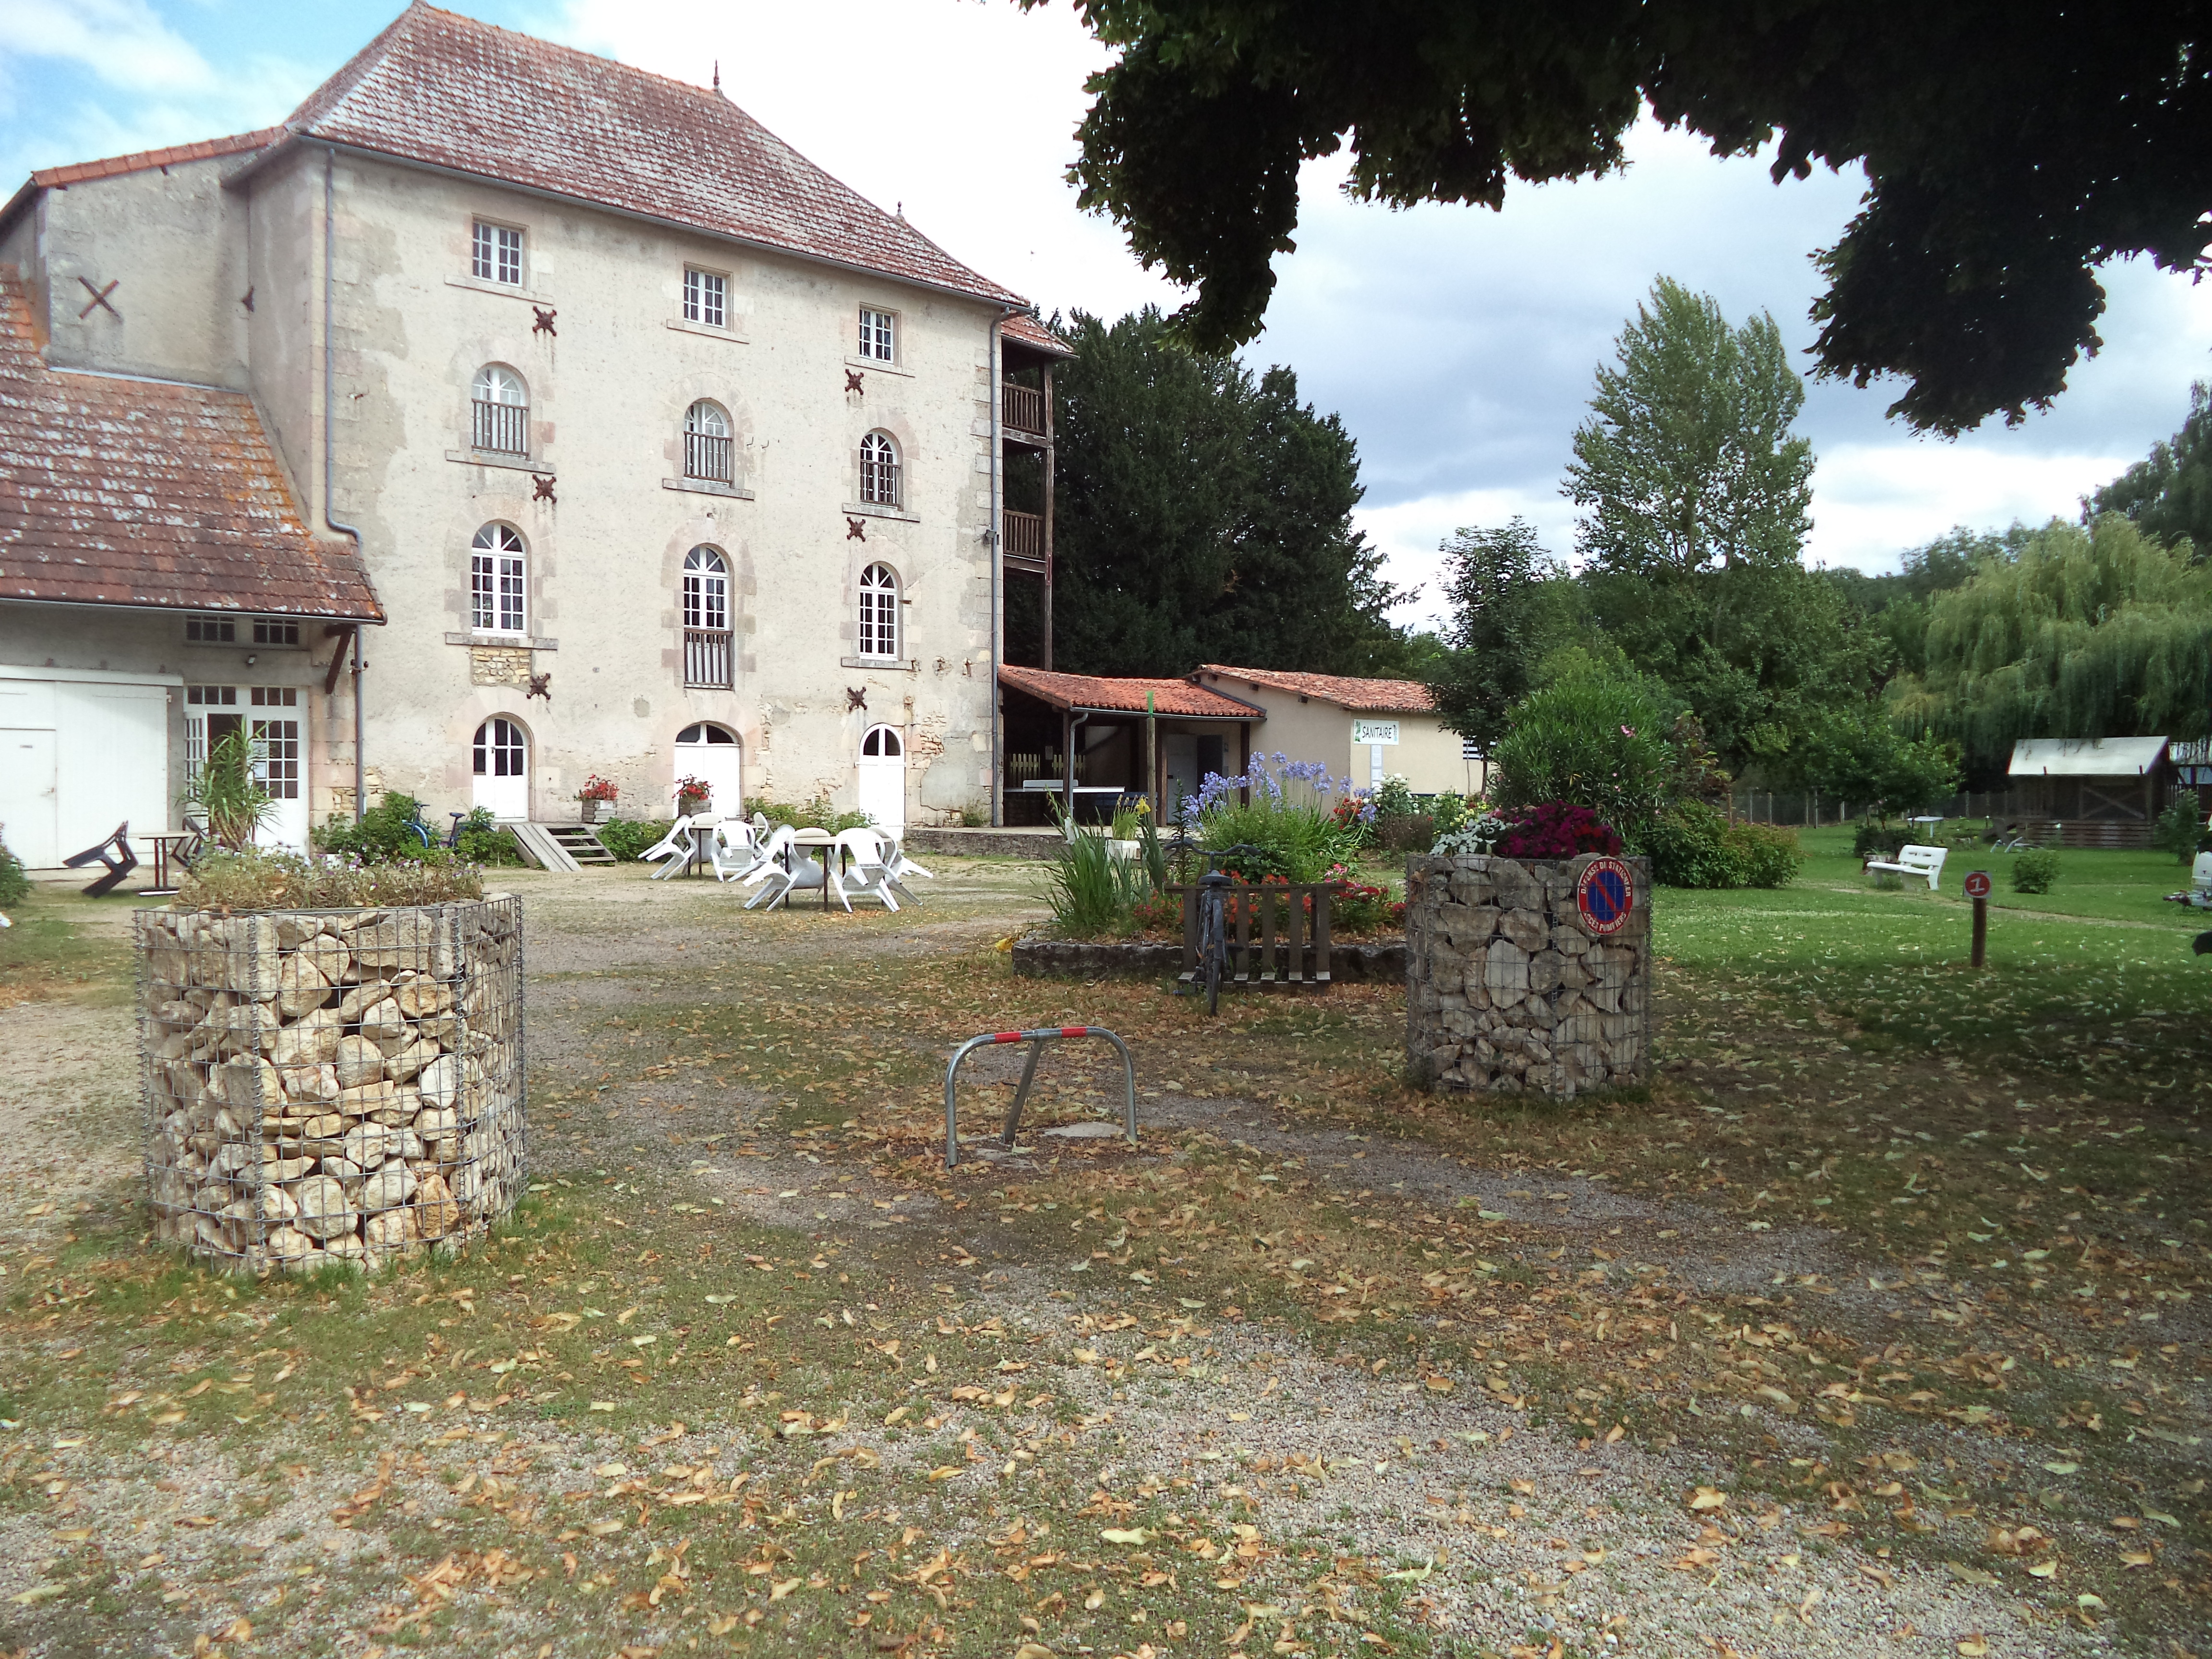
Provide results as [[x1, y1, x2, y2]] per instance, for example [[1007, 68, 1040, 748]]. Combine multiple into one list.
[[1962, 869, 1992, 967]]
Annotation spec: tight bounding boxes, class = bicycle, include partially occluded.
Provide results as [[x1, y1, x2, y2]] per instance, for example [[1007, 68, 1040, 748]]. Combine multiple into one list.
[[1192, 844, 1267, 1015]]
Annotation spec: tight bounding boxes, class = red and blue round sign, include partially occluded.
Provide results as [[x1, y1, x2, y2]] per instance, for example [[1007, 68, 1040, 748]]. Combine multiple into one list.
[[1577, 857, 1635, 936]]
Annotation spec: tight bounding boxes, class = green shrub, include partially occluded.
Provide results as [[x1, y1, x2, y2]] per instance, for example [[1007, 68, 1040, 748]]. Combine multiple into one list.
[[178, 847, 484, 910], [182, 728, 273, 850], [1045, 831, 1149, 937], [1183, 758, 1359, 883], [1853, 821, 1911, 858], [2153, 796, 2208, 864], [452, 806, 524, 867], [1370, 774, 1419, 820], [746, 794, 872, 833], [1428, 793, 1470, 835], [313, 792, 436, 863], [2011, 846, 2061, 894], [1643, 801, 1801, 889], [0, 831, 27, 906], [594, 818, 675, 861], [1492, 675, 1674, 844]]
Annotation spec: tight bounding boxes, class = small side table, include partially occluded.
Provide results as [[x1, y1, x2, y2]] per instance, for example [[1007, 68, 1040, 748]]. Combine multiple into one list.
[[137, 831, 198, 897]]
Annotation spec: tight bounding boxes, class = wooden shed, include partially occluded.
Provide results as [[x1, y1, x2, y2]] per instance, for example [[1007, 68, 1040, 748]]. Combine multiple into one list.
[[2005, 737, 2173, 847]]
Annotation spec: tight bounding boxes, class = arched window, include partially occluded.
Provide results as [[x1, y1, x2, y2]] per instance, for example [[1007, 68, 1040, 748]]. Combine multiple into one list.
[[682, 546, 733, 687], [684, 399, 733, 482], [470, 522, 526, 635], [859, 430, 900, 506], [471, 363, 528, 455], [473, 716, 528, 778], [857, 562, 899, 660], [676, 722, 739, 746], [861, 724, 903, 758]]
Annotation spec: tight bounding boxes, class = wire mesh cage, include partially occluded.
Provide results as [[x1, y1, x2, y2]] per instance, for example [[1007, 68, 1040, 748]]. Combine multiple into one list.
[[138, 897, 526, 1272], [1405, 854, 1650, 1097]]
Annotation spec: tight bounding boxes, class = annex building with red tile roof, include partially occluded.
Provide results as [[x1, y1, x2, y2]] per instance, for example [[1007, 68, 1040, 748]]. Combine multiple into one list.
[[0, 3, 1066, 863]]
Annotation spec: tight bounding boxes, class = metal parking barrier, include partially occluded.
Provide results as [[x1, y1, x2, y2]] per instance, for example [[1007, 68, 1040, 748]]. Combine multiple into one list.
[[944, 1025, 1136, 1169]]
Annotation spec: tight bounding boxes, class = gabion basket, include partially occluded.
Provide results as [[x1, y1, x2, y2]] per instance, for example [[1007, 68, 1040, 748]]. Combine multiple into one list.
[[137, 897, 525, 1272]]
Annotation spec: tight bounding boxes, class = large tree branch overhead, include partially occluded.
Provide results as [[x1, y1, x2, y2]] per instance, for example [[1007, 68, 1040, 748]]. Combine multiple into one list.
[[1045, 0, 2212, 434]]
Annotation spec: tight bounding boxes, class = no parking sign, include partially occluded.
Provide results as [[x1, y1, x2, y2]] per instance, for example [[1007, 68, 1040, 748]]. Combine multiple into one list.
[[1577, 857, 1635, 936]]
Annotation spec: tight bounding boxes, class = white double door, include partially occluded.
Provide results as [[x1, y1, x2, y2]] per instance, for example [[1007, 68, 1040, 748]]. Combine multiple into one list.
[[185, 684, 309, 853]]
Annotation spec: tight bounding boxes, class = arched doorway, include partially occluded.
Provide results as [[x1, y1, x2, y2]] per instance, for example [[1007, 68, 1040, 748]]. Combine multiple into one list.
[[856, 723, 905, 832], [472, 716, 529, 819], [673, 722, 743, 815]]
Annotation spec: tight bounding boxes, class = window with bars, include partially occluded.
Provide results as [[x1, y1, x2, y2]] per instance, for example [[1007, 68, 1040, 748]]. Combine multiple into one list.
[[471, 522, 527, 635], [858, 306, 895, 362], [857, 562, 899, 659], [471, 220, 523, 285], [684, 400, 733, 481], [185, 614, 235, 643], [859, 431, 900, 506], [684, 267, 726, 328], [470, 363, 529, 455], [682, 546, 733, 687]]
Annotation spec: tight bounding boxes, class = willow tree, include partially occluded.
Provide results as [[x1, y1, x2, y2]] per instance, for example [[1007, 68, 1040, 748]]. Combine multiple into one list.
[[1896, 515, 2212, 779]]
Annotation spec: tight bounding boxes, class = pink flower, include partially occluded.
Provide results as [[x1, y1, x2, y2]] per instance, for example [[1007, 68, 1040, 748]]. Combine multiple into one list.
[[1620, 725, 1636, 737]]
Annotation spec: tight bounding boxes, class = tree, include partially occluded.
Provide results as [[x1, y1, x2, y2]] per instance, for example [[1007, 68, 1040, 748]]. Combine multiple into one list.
[[1424, 517, 1555, 760], [1782, 706, 1960, 819], [1890, 514, 2212, 781], [1034, 0, 2211, 433], [1565, 279, 1813, 585], [1490, 667, 1679, 845], [2090, 380, 2212, 556], [1047, 308, 1406, 675]]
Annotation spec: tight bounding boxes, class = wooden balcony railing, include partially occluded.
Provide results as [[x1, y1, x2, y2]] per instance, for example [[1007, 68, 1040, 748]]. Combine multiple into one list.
[[1002, 380, 1046, 436], [684, 628, 733, 689], [685, 431, 733, 482], [471, 398, 528, 456], [1003, 508, 1044, 566]]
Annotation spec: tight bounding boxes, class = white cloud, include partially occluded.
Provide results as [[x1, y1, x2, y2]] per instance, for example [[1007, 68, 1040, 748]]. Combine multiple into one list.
[[0, 0, 214, 93]]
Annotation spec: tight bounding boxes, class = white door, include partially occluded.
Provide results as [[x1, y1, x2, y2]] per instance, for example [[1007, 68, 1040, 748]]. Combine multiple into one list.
[[472, 717, 530, 819], [673, 722, 743, 816], [855, 724, 906, 832], [59, 681, 169, 861], [249, 687, 309, 852], [0, 725, 58, 869]]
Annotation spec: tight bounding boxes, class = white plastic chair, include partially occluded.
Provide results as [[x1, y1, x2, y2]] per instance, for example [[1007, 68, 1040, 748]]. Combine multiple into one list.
[[880, 833, 934, 906], [643, 814, 696, 880], [709, 819, 765, 884], [829, 827, 900, 912], [743, 825, 825, 910]]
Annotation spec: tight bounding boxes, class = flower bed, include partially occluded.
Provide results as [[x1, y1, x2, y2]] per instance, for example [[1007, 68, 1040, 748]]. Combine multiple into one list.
[[138, 898, 525, 1272]]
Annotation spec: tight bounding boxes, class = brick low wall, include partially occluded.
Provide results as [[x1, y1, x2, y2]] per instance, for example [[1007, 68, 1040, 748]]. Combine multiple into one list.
[[1405, 854, 1650, 1097]]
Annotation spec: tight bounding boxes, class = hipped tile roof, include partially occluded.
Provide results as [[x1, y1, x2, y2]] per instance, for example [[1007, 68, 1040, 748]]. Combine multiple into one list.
[[1001, 312, 1071, 357], [29, 129, 279, 192], [0, 277, 383, 621], [1000, 665, 1257, 719], [276, 4, 1028, 308], [1193, 664, 1436, 713]]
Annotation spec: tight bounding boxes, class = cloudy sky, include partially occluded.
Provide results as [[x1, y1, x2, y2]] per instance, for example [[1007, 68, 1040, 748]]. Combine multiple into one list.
[[5, 0, 2208, 625]]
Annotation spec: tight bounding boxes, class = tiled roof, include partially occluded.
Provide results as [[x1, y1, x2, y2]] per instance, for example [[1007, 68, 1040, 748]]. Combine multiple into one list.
[[1001, 312, 1072, 357], [1194, 664, 1437, 713], [1000, 665, 1257, 719], [29, 129, 278, 191], [0, 278, 383, 621], [275, 4, 1028, 307]]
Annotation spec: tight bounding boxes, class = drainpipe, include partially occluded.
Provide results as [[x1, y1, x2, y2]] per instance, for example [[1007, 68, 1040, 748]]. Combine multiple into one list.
[[324, 145, 369, 822], [988, 307, 1012, 828]]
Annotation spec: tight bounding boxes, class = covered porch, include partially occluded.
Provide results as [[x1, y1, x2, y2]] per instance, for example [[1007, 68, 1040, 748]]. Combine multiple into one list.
[[997, 666, 1261, 828]]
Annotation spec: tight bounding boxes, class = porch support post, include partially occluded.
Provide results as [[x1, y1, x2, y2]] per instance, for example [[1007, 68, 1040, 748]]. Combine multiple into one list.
[[1145, 692, 1158, 821], [1062, 707, 1074, 821]]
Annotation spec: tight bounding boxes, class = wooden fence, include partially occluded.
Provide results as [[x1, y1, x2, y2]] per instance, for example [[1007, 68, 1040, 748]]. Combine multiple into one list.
[[1173, 882, 1334, 990]]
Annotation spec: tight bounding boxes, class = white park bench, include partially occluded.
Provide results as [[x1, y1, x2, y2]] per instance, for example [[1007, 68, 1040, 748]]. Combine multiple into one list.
[[1865, 843, 1947, 890]]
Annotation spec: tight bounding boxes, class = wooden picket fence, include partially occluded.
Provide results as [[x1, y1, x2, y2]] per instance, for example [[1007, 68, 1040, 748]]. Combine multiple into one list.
[[1172, 882, 1334, 990]]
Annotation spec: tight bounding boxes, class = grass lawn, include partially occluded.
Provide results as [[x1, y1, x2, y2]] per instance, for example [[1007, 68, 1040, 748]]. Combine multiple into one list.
[[0, 854, 2205, 1658]]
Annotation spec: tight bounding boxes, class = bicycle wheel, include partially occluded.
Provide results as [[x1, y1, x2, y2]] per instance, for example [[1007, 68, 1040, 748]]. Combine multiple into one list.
[[1200, 888, 1225, 1015]]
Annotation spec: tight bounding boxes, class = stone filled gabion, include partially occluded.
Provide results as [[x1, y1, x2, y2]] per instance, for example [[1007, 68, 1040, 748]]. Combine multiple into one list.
[[1405, 854, 1650, 1096], [137, 897, 525, 1271]]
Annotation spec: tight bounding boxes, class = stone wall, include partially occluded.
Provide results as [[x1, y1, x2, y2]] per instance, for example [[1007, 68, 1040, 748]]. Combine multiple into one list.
[[1405, 854, 1649, 1096], [138, 897, 525, 1272]]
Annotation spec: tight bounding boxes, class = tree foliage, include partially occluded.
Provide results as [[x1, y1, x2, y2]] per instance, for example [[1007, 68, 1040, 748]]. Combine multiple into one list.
[[2089, 380, 2212, 556], [1034, 0, 2212, 433], [1048, 308, 1406, 676], [1490, 669, 1679, 846], [1890, 515, 2212, 780], [1424, 517, 1555, 758]]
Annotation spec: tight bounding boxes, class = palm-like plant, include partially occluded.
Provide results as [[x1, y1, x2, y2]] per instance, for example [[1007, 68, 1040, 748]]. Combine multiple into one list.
[[182, 729, 274, 851]]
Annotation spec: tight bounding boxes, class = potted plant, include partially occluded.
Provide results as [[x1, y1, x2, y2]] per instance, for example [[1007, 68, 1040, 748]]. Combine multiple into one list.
[[1106, 797, 1146, 862], [579, 774, 618, 824], [672, 774, 712, 817]]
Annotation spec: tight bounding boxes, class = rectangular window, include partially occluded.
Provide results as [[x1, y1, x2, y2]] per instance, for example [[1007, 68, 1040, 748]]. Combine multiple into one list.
[[1462, 735, 1481, 759], [185, 614, 235, 643], [471, 220, 523, 285], [184, 685, 239, 779], [858, 306, 895, 362], [252, 617, 300, 647], [249, 686, 301, 801], [472, 551, 526, 634], [684, 267, 726, 328]]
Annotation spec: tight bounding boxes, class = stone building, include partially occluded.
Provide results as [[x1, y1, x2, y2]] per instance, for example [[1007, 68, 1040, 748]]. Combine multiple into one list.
[[0, 3, 1063, 862]]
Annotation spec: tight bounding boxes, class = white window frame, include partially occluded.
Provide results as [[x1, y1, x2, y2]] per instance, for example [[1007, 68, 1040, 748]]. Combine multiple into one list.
[[857, 562, 899, 660], [471, 219, 524, 286], [684, 267, 727, 329], [474, 717, 527, 779], [683, 545, 730, 633], [859, 431, 901, 507], [470, 522, 528, 637], [857, 306, 895, 363]]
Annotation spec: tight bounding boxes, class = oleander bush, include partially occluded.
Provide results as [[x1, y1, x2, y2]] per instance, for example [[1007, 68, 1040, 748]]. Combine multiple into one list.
[[1645, 801, 1801, 889]]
